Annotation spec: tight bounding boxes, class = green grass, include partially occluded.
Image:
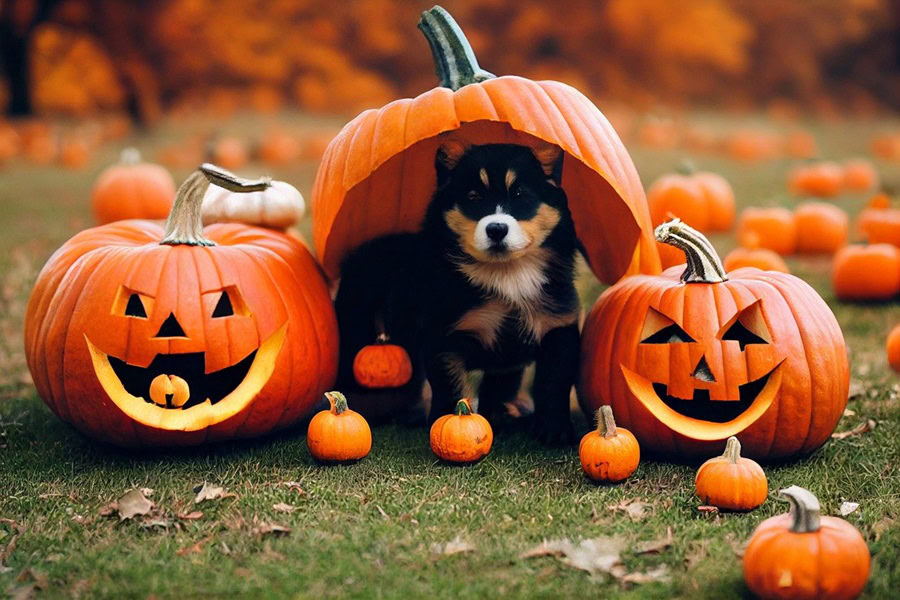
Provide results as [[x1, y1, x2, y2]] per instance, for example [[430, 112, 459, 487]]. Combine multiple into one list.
[[1, 111, 899, 599]]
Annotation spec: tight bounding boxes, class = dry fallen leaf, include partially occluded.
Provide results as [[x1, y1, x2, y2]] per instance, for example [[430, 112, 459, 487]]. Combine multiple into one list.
[[249, 517, 291, 537], [697, 505, 719, 515], [280, 481, 307, 495], [272, 503, 295, 514], [842, 408, 856, 417], [847, 380, 866, 400], [117, 489, 153, 520], [521, 537, 626, 576], [176, 536, 214, 557], [193, 482, 236, 504], [633, 527, 673, 555], [608, 499, 654, 521], [832, 419, 876, 440], [619, 564, 671, 584], [839, 502, 860, 516], [519, 539, 570, 559], [431, 535, 475, 557], [177, 511, 204, 521]]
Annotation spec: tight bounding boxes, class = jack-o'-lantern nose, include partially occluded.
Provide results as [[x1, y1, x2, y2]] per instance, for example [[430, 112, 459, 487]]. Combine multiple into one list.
[[692, 355, 716, 383], [155, 313, 186, 338]]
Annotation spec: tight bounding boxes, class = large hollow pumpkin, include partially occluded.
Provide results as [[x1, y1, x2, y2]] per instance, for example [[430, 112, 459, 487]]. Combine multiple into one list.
[[579, 220, 849, 459], [311, 6, 660, 284], [25, 164, 338, 446]]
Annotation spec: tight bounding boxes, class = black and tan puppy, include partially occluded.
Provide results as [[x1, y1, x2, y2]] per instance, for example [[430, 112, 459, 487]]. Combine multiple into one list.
[[334, 139, 581, 443]]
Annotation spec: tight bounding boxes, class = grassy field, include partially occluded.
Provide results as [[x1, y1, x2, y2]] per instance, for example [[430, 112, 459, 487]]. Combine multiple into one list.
[[1, 112, 899, 599]]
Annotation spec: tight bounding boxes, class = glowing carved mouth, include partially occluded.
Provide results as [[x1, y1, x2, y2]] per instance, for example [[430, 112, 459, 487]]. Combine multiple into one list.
[[620, 362, 783, 441], [85, 324, 286, 431]]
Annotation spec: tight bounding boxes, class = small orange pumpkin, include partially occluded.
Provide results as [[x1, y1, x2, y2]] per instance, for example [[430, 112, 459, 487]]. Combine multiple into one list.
[[258, 130, 300, 165], [352, 333, 413, 389], [887, 325, 900, 373], [793, 202, 848, 254], [91, 148, 176, 224], [724, 232, 790, 273], [857, 194, 900, 247], [211, 136, 249, 171], [307, 391, 372, 462], [695, 436, 767, 511], [842, 158, 879, 192], [648, 169, 735, 232], [737, 207, 797, 255], [744, 486, 870, 600], [59, 138, 91, 169], [832, 244, 900, 301], [430, 398, 492, 463], [784, 130, 817, 159], [788, 162, 844, 198], [578, 405, 640, 482]]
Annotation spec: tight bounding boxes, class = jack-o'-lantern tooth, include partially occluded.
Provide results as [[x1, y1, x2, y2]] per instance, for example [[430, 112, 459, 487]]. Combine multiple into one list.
[[169, 376, 190, 407], [149, 374, 174, 407]]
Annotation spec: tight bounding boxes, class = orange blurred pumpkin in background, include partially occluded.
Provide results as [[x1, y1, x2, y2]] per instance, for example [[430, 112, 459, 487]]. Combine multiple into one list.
[[832, 244, 900, 301], [91, 148, 176, 224], [857, 194, 900, 247], [737, 207, 796, 255], [841, 158, 879, 192], [793, 201, 848, 254], [788, 161, 844, 197]]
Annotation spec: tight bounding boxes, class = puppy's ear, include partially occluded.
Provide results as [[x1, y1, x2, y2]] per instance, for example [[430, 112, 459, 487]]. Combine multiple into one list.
[[531, 141, 564, 186], [435, 137, 469, 184]]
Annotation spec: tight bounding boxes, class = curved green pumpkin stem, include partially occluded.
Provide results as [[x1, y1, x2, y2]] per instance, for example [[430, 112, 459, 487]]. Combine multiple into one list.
[[655, 219, 728, 284], [418, 5, 495, 91], [722, 436, 741, 463], [780, 485, 821, 533], [161, 163, 270, 247], [596, 406, 617, 439], [325, 391, 349, 415], [454, 398, 473, 416]]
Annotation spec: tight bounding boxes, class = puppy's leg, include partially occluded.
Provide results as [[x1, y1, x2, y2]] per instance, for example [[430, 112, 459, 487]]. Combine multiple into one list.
[[478, 368, 524, 427], [426, 352, 469, 424], [531, 322, 579, 445]]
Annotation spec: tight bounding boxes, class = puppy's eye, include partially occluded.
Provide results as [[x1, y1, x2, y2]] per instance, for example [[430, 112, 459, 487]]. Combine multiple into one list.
[[467, 191, 480, 201], [512, 187, 523, 198]]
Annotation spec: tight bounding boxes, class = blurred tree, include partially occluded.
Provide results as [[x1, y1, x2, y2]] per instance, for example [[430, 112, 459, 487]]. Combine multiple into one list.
[[0, 0, 62, 115]]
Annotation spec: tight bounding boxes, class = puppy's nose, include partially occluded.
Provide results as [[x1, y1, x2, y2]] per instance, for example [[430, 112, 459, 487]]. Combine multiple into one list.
[[485, 222, 509, 242]]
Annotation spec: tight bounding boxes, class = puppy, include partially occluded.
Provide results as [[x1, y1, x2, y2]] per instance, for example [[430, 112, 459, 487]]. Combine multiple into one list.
[[334, 139, 581, 443]]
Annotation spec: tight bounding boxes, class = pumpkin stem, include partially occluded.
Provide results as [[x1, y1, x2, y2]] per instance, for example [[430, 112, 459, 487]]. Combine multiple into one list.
[[417, 6, 495, 91], [325, 391, 349, 415], [677, 158, 697, 176], [596, 406, 617, 438], [655, 219, 728, 284], [161, 163, 271, 247], [375, 332, 390, 344], [454, 398, 473, 415], [780, 485, 821, 533], [120, 147, 141, 165], [722, 436, 741, 463]]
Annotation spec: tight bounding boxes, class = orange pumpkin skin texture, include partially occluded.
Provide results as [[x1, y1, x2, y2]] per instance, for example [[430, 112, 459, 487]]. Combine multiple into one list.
[[307, 391, 372, 462], [842, 158, 879, 192], [887, 325, 900, 373], [91, 148, 176, 225], [430, 398, 493, 463], [788, 162, 844, 198], [724, 247, 790, 274], [579, 220, 849, 459], [311, 7, 660, 286], [694, 172, 736, 232], [737, 207, 797, 255], [744, 486, 870, 600], [794, 202, 848, 254], [25, 164, 338, 446], [352, 334, 413, 389], [648, 174, 709, 232], [579, 406, 640, 482], [857, 196, 900, 247], [694, 436, 767, 510], [832, 244, 900, 301]]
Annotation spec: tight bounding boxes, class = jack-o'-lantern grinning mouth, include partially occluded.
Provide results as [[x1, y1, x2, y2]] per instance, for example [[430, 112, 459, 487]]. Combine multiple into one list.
[[651, 368, 774, 424], [107, 349, 257, 410], [84, 324, 286, 432]]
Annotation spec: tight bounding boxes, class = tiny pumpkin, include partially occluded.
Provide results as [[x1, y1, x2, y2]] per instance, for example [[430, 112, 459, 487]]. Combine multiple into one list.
[[788, 162, 844, 198], [842, 158, 879, 192], [647, 168, 735, 232], [211, 136, 248, 171], [724, 232, 790, 273], [793, 201, 848, 254], [258, 130, 300, 165], [695, 436, 767, 511], [430, 398, 492, 463], [887, 325, 900, 373], [857, 194, 900, 247], [579, 405, 640, 482], [91, 148, 176, 224], [832, 244, 900, 301], [737, 207, 797, 255], [307, 391, 372, 462], [352, 333, 413, 389], [743, 486, 870, 600], [201, 172, 305, 230]]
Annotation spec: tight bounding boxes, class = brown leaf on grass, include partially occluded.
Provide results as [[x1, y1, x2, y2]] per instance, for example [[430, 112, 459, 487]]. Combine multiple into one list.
[[697, 505, 719, 515], [633, 527, 673, 555], [521, 537, 626, 576], [272, 503, 295, 514], [607, 498, 654, 521], [98, 503, 117, 518], [842, 408, 856, 417], [431, 535, 475, 557], [873, 517, 895, 542], [0, 521, 25, 574], [839, 502, 860, 516], [193, 482, 236, 504], [15, 568, 48, 590], [117, 489, 154, 520], [832, 419, 876, 439], [249, 516, 291, 537], [139, 517, 171, 529], [280, 481, 307, 495], [847, 380, 866, 400], [619, 564, 671, 584], [176, 536, 214, 557], [519, 539, 570, 559], [177, 511, 204, 521]]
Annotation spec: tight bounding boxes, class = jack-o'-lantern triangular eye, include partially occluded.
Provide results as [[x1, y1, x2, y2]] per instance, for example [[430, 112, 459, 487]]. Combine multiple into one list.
[[212, 291, 234, 318], [641, 307, 695, 344], [720, 300, 771, 350]]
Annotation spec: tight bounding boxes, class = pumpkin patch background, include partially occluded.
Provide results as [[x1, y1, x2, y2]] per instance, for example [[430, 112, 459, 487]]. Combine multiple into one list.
[[1, 1, 899, 597]]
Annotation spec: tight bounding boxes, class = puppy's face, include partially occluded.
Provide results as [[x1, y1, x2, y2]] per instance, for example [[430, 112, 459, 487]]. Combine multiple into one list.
[[436, 141, 565, 263]]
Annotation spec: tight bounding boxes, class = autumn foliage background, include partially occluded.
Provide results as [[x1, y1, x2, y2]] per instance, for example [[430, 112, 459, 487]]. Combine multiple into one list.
[[2, 0, 899, 123]]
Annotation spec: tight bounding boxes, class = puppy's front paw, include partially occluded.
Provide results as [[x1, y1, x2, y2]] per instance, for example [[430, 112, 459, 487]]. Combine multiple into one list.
[[531, 414, 575, 446]]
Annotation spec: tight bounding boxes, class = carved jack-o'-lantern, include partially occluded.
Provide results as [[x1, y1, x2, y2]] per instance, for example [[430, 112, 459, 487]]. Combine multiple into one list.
[[579, 220, 849, 459], [25, 164, 338, 446]]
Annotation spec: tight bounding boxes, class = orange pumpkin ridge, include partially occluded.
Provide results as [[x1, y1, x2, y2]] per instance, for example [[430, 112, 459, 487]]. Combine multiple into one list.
[[430, 398, 493, 463], [694, 436, 767, 511], [307, 391, 372, 462], [578, 405, 640, 482], [744, 486, 871, 600], [311, 5, 660, 285]]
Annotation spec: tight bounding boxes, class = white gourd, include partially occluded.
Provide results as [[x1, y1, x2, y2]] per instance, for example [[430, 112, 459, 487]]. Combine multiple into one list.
[[201, 178, 305, 230]]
